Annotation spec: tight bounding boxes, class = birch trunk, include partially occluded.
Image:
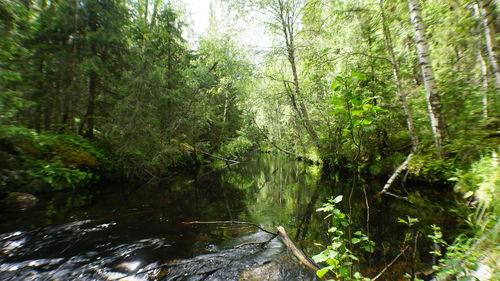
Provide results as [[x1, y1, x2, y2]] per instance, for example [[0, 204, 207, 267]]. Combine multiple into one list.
[[407, 0, 446, 157], [477, 0, 500, 90], [379, 0, 419, 152], [478, 49, 490, 121], [474, 4, 491, 121]]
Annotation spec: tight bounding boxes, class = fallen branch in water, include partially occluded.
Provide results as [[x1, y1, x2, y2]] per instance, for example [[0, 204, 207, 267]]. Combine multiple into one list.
[[370, 244, 409, 281], [201, 152, 240, 164], [373, 153, 413, 199], [234, 235, 276, 249], [277, 226, 335, 281], [182, 220, 277, 236], [182, 221, 335, 279], [385, 191, 409, 201]]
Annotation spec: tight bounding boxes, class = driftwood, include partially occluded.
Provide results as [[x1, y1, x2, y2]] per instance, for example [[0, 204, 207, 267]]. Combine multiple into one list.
[[277, 226, 335, 281], [183, 221, 331, 279], [182, 220, 277, 236], [370, 244, 409, 281], [201, 152, 240, 164], [373, 153, 413, 199]]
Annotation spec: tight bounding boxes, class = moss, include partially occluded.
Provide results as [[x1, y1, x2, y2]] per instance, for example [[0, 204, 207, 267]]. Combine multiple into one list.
[[0, 125, 111, 193]]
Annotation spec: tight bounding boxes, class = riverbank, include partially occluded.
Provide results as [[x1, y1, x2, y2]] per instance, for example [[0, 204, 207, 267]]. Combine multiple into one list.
[[432, 153, 499, 280], [0, 125, 111, 196]]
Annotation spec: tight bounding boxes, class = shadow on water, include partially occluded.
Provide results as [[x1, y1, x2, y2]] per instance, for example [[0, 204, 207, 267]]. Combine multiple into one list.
[[0, 153, 459, 280]]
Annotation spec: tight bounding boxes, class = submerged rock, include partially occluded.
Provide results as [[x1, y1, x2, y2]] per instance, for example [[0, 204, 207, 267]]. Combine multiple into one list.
[[1, 192, 39, 209], [158, 239, 316, 281], [239, 262, 281, 281]]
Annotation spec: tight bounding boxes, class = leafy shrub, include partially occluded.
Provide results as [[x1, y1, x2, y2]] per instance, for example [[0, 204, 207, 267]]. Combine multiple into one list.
[[0, 125, 109, 192], [452, 153, 499, 206], [313, 195, 374, 280], [218, 135, 254, 158], [408, 150, 457, 182]]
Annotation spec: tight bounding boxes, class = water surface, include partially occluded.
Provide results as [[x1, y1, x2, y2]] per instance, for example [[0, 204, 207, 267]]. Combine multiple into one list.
[[0, 154, 458, 280]]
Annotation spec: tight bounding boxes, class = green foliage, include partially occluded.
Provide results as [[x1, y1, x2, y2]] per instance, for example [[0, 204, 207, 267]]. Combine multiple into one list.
[[0, 125, 108, 192], [368, 152, 406, 176], [408, 151, 457, 182], [219, 135, 254, 158], [452, 153, 499, 206], [321, 72, 389, 163], [313, 195, 373, 280], [427, 153, 499, 279]]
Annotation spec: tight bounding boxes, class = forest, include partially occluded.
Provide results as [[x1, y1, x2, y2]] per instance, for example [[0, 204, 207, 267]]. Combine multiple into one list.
[[0, 0, 498, 280]]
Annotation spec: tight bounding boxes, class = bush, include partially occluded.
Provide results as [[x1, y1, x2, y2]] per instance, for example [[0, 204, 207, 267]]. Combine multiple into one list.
[[0, 125, 109, 193], [218, 135, 254, 158]]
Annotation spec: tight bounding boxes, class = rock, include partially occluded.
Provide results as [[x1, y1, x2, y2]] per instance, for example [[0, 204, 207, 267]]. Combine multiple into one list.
[[1, 192, 39, 209], [239, 262, 281, 281]]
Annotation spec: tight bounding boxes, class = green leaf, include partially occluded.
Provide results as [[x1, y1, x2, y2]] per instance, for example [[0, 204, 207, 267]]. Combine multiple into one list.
[[330, 80, 340, 92], [339, 266, 349, 276], [350, 98, 362, 106], [351, 110, 364, 116], [317, 268, 329, 278], [463, 191, 474, 198], [351, 71, 367, 80], [372, 106, 388, 114], [312, 253, 329, 263], [352, 238, 361, 244], [364, 244, 374, 253], [342, 128, 351, 136], [333, 195, 343, 203]]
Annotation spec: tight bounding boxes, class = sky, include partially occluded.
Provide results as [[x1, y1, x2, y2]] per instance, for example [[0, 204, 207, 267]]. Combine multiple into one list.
[[182, 0, 210, 38], [180, 0, 273, 54]]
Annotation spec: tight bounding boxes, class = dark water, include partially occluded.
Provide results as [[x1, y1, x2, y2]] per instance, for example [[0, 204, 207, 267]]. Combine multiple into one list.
[[0, 154, 458, 280]]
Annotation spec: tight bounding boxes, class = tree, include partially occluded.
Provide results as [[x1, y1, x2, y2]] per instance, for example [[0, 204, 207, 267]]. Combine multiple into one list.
[[271, 0, 321, 150], [476, 0, 500, 90], [379, 0, 419, 151], [407, 0, 447, 157]]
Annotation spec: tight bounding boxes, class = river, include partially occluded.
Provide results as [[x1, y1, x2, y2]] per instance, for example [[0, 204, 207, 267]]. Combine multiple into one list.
[[0, 153, 458, 280]]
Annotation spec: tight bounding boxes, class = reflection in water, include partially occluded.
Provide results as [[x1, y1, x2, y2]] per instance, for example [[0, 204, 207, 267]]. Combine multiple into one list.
[[0, 154, 456, 280]]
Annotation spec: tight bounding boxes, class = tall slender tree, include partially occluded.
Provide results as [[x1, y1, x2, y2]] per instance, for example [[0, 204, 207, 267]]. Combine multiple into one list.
[[379, 0, 419, 152], [476, 0, 500, 90], [271, 0, 321, 150], [407, 0, 447, 157]]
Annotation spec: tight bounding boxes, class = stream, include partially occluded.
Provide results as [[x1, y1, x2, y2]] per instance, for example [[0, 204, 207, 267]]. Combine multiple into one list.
[[0, 154, 459, 280]]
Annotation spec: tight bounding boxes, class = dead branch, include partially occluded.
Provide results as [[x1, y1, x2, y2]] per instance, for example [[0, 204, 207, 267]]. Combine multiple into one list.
[[373, 153, 413, 199], [384, 191, 409, 201], [370, 244, 409, 281], [201, 152, 240, 164], [277, 226, 336, 281], [234, 235, 277, 249], [182, 220, 277, 236]]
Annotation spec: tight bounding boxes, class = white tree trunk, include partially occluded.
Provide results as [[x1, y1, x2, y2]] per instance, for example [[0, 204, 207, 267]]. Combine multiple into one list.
[[478, 49, 490, 121], [477, 0, 500, 90], [379, 0, 419, 151], [407, 0, 446, 157], [474, 4, 491, 121]]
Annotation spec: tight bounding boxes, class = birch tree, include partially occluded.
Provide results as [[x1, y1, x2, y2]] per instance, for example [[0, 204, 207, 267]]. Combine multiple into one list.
[[407, 0, 446, 156], [474, 4, 491, 121], [476, 0, 500, 90]]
